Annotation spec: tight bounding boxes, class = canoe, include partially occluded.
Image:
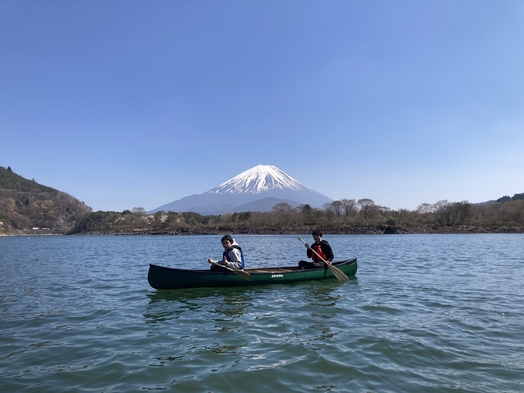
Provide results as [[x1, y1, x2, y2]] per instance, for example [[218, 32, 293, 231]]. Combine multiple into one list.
[[147, 258, 357, 290]]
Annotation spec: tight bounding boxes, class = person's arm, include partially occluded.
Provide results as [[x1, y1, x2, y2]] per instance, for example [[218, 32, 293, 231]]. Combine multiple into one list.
[[322, 242, 334, 262]]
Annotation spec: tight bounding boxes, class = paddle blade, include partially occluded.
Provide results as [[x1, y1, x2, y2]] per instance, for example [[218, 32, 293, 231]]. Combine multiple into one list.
[[235, 270, 252, 281], [327, 263, 349, 282]]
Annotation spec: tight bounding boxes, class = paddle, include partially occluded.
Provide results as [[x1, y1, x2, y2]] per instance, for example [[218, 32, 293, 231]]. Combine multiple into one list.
[[208, 259, 252, 281], [297, 236, 349, 282]]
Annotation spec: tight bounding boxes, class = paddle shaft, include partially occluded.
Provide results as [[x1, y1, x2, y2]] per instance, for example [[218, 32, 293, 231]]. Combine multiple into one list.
[[297, 236, 349, 282], [208, 259, 252, 281]]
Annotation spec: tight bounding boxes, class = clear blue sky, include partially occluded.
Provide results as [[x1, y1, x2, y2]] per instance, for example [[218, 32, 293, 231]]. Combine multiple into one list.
[[1, 0, 523, 212]]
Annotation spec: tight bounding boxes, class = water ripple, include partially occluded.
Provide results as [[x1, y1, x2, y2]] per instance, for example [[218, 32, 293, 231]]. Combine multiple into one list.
[[1, 234, 524, 392]]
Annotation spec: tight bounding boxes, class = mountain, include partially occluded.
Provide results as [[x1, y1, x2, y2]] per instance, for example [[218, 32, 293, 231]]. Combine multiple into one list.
[[149, 165, 333, 215]]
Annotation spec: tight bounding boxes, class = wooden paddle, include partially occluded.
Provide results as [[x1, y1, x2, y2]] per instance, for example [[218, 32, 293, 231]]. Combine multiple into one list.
[[297, 236, 349, 282], [208, 259, 252, 281]]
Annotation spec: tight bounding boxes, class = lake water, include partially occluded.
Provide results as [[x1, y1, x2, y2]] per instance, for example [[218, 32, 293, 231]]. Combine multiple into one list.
[[1, 234, 523, 392]]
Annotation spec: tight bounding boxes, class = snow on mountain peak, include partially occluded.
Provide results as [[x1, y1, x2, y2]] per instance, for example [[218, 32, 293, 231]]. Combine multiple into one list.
[[149, 164, 333, 213], [208, 164, 306, 194]]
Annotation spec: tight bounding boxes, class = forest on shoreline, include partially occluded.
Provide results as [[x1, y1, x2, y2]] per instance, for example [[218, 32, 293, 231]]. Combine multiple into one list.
[[64, 197, 524, 236]]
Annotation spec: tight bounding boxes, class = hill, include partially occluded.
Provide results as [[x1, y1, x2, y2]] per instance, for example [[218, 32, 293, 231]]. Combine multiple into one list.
[[0, 166, 92, 234], [496, 193, 524, 203], [0, 166, 57, 193]]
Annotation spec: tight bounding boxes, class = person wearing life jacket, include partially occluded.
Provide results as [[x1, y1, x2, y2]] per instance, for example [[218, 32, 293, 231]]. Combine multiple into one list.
[[298, 229, 334, 270], [208, 235, 245, 271]]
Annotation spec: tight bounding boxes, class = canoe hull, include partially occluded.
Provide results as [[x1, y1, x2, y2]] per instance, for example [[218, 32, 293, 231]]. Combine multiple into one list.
[[148, 258, 357, 290]]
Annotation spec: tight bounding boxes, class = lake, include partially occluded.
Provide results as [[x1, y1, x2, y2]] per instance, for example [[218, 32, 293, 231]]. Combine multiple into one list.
[[1, 234, 523, 392]]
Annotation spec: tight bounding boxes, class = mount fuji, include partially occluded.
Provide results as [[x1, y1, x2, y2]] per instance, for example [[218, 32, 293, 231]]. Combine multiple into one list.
[[149, 165, 333, 215]]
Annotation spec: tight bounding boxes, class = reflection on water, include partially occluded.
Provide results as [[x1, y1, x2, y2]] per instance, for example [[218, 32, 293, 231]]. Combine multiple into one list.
[[214, 293, 253, 319], [146, 287, 220, 304], [310, 324, 336, 341], [206, 343, 246, 355], [308, 279, 357, 306], [143, 281, 357, 371], [145, 287, 254, 324]]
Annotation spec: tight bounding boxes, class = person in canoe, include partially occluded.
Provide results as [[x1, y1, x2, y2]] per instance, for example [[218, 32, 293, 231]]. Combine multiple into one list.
[[208, 235, 245, 271], [298, 229, 334, 270]]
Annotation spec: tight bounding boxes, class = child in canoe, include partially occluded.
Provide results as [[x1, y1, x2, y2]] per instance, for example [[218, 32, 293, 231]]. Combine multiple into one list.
[[208, 235, 245, 271]]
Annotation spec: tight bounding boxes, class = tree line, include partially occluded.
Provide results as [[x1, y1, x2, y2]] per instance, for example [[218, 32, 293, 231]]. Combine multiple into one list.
[[68, 197, 524, 235]]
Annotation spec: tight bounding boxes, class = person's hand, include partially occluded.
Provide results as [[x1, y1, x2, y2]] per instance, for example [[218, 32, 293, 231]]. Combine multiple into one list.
[[304, 243, 309, 248]]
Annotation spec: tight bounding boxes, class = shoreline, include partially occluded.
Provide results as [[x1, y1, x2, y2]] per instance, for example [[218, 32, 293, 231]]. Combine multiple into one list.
[[3, 225, 523, 237]]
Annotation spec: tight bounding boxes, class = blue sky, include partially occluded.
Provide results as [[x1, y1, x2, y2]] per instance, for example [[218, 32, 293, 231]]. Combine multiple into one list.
[[1, 0, 523, 212]]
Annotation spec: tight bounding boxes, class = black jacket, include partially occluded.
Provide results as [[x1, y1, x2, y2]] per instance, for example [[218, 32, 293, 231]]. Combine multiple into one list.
[[307, 240, 334, 262]]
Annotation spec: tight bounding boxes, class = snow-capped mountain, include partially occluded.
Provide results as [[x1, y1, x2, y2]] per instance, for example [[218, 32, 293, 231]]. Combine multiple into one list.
[[149, 165, 332, 215], [209, 165, 307, 194]]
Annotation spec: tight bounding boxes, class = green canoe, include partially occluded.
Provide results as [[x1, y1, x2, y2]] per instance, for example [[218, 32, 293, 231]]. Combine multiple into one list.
[[147, 258, 357, 290]]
